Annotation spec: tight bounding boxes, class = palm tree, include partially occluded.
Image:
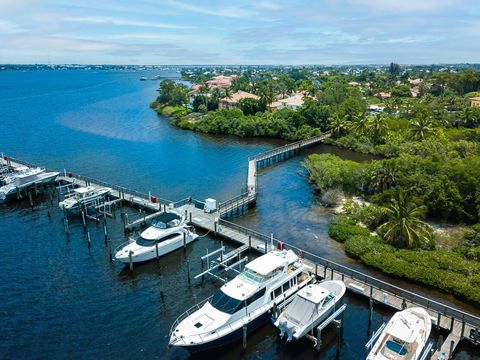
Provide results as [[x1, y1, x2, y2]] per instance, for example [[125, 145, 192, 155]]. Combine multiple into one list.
[[366, 113, 389, 145], [352, 112, 368, 136], [377, 191, 433, 248], [371, 161, 397, 192], [328, 114, 351, 138], [410, 113, 437, 141]]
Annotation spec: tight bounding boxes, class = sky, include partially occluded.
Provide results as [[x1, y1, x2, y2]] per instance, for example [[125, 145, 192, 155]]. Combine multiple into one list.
[[0, 0, 479, 65]]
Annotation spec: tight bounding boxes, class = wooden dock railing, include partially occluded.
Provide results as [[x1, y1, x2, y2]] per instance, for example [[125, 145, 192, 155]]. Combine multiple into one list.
[[218, 218, 480, 329]]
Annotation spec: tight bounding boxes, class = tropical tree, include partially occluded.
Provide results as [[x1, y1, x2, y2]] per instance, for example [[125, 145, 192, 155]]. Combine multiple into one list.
[[370, 160, 397, 192], [410, 113, 437, 141], [328, 114, 351, 138], [377, 191, 434, 248], [365, 113, 389, 145]]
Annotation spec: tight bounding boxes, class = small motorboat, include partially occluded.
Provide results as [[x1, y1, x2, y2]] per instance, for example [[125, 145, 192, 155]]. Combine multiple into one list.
[[274, 280, 346, 341], [59, 186, 111, 211], [367, 307, 432, 360], [114, 211, 198, 263]]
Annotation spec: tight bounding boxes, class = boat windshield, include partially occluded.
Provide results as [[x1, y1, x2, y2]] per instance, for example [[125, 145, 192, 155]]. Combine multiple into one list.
[[238, 269, 264, 284], [152, 218, 180, 229], [211, 289, 244, 315], [136, 233, 180, 246]]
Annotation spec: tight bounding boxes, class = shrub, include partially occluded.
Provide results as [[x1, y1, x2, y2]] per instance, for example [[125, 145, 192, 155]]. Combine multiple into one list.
[[320, 188, 344, 207], [328, 215, 371, 243], [345, 235, 392, 258]]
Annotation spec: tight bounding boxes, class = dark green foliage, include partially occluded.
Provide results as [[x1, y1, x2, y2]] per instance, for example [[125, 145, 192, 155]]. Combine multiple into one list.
[[343, 234, 480, 304], [157, 80, 188, 106], [392, 85, 411, 98], [304, 154, 366, 193], [328, 216, 372, 243], [239, 98, 265, 115]]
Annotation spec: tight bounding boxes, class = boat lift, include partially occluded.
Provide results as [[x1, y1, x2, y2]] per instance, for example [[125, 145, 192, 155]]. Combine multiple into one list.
[[365, 322, 387, 352], [194, 242, 249, 283], [304, 304, 347, 351]]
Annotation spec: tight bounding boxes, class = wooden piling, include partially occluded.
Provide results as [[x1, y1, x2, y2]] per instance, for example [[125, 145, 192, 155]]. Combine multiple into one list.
[[28, 192, 33, 209], [186, 260, 191, 284], [81, 210, 86, 230], [129, 251, 133, 272], [242, 324, 247, 350], [449, 340, 454, 359], [160, 275, 164, 299], [155, 243, 159, 262], [103, 223, 108, 243], [316, 328, 322, 351], [437, 312, 442, 330], [108, 240, 112, 261]]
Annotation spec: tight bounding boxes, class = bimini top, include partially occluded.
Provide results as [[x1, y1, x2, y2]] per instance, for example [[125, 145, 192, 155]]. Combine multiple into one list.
[[386, 309, 426, 343], [246, 249, 298, 277]]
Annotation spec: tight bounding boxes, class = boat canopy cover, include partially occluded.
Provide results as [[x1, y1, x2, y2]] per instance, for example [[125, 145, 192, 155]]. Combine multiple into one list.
[[74, 186, 95, 194], [282, 294, 318, 327], [246, 250, 298, 277], [154, 212, 181, 223], [386, 311, 423, 343], [297, 284, 330, 304]]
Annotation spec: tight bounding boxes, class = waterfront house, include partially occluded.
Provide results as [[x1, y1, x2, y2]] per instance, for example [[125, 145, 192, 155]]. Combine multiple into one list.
[[218, 90, 259, 109], [377, 92, 392, 99], [470, 96, 480, 107], [269, 93, 305, 110], [206, 75, 238, 89]]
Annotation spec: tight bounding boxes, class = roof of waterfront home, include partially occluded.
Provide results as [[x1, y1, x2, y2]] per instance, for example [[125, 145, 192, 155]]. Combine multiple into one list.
[[220, 90, 259, 103], [470, 96, 480, 101], [270, 93, 305, 109]]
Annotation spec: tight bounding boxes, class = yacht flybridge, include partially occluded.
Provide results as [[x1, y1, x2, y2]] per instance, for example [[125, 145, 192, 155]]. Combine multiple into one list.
[[367, 307, 432, 360], [58, 186, 111, 211], [274, 280, 346, 341], [169, 249, 312, 352], [114, 211, 198, 263]]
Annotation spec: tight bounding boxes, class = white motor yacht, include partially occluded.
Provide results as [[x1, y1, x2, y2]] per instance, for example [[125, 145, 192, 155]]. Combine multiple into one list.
[[59, 186, 111, 211], [274, 280, 346, 341], [367, 307, 432, 360], [169, 249, 312, 352], [114, 212, 198, 263], [0, 166, 59, 201]]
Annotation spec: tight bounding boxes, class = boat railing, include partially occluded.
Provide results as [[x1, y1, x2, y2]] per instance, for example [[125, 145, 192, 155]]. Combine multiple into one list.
[[61, 172, 172, 205], [114, 237, 136, 254], [218, 218, 480, 329], [169, 296, 213, 338]]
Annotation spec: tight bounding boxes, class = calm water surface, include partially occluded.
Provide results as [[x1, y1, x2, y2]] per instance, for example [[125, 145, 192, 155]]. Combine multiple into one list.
[[0, 70, 478, 359]]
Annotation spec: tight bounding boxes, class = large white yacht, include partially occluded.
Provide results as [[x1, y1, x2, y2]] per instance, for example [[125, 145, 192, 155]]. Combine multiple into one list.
[[114, 212, 198, 263], [367, 307, 432, 360], [59, 185, 111, 211], [169, 249, 312, 352], [274, 280, 346, 341]]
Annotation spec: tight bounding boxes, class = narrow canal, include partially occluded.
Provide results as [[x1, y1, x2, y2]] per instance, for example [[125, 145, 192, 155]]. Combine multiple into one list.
[[0, 69, 477, 359]]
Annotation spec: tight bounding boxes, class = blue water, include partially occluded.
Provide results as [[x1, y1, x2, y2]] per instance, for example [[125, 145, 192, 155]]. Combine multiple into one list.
[[0, 70, 478, 359]]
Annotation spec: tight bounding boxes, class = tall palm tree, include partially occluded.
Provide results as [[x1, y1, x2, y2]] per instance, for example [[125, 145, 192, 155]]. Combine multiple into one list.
[[377, 191, 433, 248], [410, 114, 437, 141], [366, 113, 389, 145], [352, 112, 368, 136], [328, 114, 351, 138], [371, 161, 397, 192]]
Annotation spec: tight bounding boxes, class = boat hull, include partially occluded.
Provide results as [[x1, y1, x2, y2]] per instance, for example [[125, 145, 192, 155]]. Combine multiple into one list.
[[173, 311, 271, 353], [115, 234, 198, 264]]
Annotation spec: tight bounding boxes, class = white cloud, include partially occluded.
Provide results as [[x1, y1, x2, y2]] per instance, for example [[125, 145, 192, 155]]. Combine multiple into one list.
[[167, 0, 254, 18], [64, 16, 194, 30], [0, 20, 25, 34], [353, 0, 464, 12]]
